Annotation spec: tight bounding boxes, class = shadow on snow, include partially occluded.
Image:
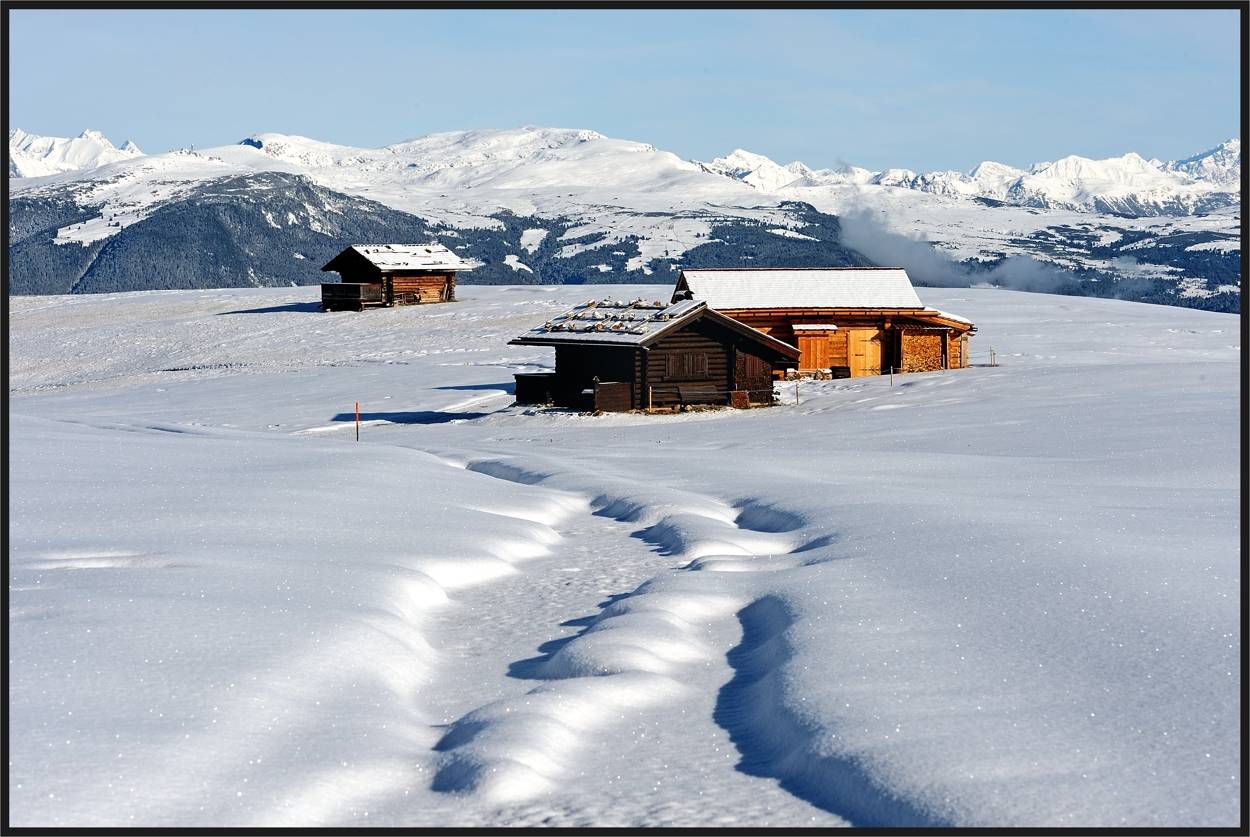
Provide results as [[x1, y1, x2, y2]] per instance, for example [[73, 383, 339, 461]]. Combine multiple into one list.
[[713, 596, 950, 828], [216, 301, 324, 315], [329, 410, 493, 425]]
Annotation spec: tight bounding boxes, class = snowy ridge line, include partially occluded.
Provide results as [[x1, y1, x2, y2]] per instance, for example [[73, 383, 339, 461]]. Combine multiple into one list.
[[430, 585, 744, 804], [6, 413, 592, 825], [715, 596, 949, 827], [459, 455, 843, 574], [425, 453, 853, 807], [150, 579, 450, 828], [452, 447, 952, 824]]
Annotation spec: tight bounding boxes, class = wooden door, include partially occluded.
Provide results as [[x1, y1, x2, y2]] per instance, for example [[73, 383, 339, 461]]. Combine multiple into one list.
[[796, 334, 831, 370], [847, 329, 882, 376]]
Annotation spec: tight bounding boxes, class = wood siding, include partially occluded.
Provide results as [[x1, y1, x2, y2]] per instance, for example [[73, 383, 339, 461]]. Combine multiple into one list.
[[593, 381, 633, 412], [715, 309, 970, 377], [847, 328, 883, 377], [320, 283, 384, 311], [389, 273, 455, 304], [322, 249, 457, 307], [515, 308, 797, 412], [648, 325, 731, 408]]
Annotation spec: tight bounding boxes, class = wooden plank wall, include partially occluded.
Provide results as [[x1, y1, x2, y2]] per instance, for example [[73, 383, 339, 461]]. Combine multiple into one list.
[[716, 310, 972, 376], [647, 326, 731, 407], [846, 328, 883, 377], [321, 283, 384, 311], [593, 382, 633, 412], [390, 273, 454, 304]]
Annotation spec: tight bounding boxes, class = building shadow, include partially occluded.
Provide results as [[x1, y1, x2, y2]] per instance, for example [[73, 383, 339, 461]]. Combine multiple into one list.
[[217, 301, 324, 315], [431, 382, 517, 394], [329, 410, 492, 425]]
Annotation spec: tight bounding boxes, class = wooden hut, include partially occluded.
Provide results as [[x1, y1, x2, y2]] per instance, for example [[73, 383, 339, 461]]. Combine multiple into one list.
[[672, 268, 975, 377], [320, 244, 469, 311], [509, 296, 801, 412]]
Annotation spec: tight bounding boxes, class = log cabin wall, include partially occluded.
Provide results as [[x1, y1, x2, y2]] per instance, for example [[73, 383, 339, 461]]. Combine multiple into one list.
[[714, 309, 971, 376], [647, 321, 732, 407], [389, 272, 455, 304], [511, 302, 799, 412]]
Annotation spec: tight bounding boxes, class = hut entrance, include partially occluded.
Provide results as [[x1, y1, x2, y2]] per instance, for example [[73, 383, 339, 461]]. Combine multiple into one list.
[[847, 329, 883, 376], [795, 331, 834, 371]]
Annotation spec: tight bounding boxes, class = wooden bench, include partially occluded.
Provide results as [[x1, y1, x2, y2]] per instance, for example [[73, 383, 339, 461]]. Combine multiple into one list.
[[676, 384, 723, 405]]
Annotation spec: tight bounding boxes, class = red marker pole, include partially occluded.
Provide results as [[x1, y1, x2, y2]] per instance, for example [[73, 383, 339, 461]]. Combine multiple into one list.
[[356, 402, 360, 441]]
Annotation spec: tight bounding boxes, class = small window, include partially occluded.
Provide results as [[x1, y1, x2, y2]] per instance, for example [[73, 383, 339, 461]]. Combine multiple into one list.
[[687, 352, 707, 377], [663, 352, 708, 379]]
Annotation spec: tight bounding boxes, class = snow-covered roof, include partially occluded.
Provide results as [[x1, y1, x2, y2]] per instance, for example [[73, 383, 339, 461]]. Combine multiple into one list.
[[328, 244, 470, 272], [509, 295, 800, 358], [675, 268, 924, 309], [511, 297, 704, 347], [923, 307, 973, 326]]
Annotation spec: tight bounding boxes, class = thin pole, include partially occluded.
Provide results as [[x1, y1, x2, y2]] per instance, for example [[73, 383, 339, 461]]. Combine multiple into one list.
[[795, 380, 799, 406], [889, 366, 893, 386], [356, 402, 360, 441]]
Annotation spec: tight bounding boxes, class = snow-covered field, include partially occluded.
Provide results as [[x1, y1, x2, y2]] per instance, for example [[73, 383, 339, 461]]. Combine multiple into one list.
[[8, 284, 1240, 827]]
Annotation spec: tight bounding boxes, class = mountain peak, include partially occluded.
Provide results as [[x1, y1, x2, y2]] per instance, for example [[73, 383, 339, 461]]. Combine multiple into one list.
[[77, 128, 112, 146], [9, 128, 145, 178]]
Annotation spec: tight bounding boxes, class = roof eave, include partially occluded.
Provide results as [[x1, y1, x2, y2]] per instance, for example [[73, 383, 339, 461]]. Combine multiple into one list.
[[699, 308, 802, 359], [509, 337, 645, 348]]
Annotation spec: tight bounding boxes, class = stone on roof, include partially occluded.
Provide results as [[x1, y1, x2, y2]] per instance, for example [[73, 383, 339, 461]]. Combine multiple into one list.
[[509, 295, 800, 359]]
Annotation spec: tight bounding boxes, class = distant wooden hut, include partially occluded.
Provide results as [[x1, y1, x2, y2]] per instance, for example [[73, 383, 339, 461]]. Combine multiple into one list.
[[672, 268, 976, 376], [509, 296, 801, 412], [320, 244, 470, 311]]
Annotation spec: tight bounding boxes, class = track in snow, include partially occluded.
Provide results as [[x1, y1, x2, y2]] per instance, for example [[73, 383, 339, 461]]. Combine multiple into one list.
[[411, 452, 868, 826]]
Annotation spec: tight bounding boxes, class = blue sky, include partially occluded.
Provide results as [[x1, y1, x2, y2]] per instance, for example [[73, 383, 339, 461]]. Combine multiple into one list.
[[7, 8, 1241, 173]]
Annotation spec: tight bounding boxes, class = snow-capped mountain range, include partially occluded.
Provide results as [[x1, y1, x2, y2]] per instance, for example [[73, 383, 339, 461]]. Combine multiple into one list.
[[9, 128, 144, 178], [7, 127, 1241, 310], [12, 127, 1238, 216], [696, 140, 1240, 215]]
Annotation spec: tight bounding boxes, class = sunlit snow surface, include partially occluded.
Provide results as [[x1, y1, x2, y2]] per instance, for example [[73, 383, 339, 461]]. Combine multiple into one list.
[[9, 285, 1240, 827]]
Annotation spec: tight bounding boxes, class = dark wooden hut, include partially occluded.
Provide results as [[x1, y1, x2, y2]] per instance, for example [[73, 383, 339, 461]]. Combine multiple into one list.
[[510, 296, 801, 412], [320, 244, 470, 311], [673, 268, 976, 376]]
